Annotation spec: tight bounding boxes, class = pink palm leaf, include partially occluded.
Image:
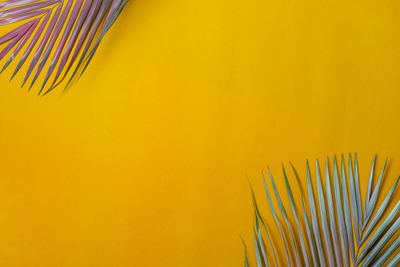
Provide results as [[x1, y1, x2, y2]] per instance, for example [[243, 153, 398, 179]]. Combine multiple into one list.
[[0, 0, 129, 95]]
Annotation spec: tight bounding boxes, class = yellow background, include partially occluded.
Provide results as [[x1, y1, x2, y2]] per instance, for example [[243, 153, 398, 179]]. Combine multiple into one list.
[[0, 0, 400, 266]]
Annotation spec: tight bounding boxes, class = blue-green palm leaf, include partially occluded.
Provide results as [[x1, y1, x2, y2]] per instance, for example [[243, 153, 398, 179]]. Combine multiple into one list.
[[244, 154, 400, 266]]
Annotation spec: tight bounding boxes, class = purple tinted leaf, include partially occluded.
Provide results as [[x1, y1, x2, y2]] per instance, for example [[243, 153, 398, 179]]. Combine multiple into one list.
[[0, 0, 39, 10], [78, 0, 128, 79], [46, 0, 93, 91], [1, 18, 39, 73], [0, 0, 129, 94], [63, 0, 112, 89], [38, 0, 84, 94], [0, 9, 47, 26], [22, 2, 63, 87], [51, 0, 101, 89], [0, 22, 26, 44], [0, 0, 59, 18], [11, 11, 51, 81], [0, 20, 32, 60], [29, 0, 73, 90]]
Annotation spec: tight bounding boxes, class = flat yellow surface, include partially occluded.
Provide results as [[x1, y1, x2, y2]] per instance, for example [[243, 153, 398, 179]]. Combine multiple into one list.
[[0, 0, 400, 266]]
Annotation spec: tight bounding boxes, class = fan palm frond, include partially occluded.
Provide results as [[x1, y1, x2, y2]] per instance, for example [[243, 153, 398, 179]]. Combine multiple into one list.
[[246, 154, 400, 266], [0, 0, 128, 95]]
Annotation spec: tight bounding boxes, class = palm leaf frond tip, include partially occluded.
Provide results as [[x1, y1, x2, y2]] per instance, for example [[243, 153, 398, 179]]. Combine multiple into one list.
[[0, 0, 128, 95], [245, 154, 400, 266]]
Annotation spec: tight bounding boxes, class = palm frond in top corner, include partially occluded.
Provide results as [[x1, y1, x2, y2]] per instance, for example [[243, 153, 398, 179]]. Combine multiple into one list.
[[0, 0, 129, 95], [245, 153, 400, 267]]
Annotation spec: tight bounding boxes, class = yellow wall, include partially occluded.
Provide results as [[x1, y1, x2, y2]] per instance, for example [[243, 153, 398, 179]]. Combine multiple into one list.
[[0, 0, 400, 266]]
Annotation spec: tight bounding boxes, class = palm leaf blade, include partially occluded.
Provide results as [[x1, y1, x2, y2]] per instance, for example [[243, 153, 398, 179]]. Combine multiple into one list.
[[77, 0, 129, 81], [261, 172, 292, 266], [62, 0, 112, 90], [29, 0, 73, 91], [333, 156, 350, 267], [340, 155, 356, 263], [291, 163, 319, 266], [38, 0, 85, 94], [306, 161, 327, 266], [254, 229, 263, 267], [0, 0, 129, 94], [363, 155, 376, 229], [1, 18, 38, 73], [372, 234, 400, 266], [357, 200, 400, 264], [254, 212, 268, 266], [11, 11, 51, 81], [267, 168, 302, 266], [354, 153, 363, 236], [348, 154, 360, 245], [51, 0, 100, 87], [361, 176, 400, 246], [282, 165, 310, 267], [46, 0, 93, 91], [315, 159, 335, 266], [246, 154, 400, 266], [386, 251, 400, 267], [363, 158, 388, 229], [249, 182, 279, 266], [324, 158, 343, 266], [361, 215, 400, 267]]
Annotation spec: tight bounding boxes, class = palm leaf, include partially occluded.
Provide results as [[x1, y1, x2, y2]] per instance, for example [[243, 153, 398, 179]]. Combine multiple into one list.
[[282, 165, 310, 267], [305, 160, 326, 266], [241, 237, 250, 267], [333, 155, 350, 267], [249, 180, 278, 266], [266, 168, 301, 266], [261, 171, 292, 266], [245, 154, 400, 266], [290, 162, 319, 266], [0, 0, 128, 95], [324, 158, 343, 266], [315, 159, 335, 266]]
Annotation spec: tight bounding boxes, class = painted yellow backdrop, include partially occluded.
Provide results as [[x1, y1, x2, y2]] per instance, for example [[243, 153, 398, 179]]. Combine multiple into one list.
[[0, 0, 400, 266]]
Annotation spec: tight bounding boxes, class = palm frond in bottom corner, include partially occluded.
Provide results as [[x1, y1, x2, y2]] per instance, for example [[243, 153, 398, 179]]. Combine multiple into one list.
[[243, 153, 400, 267]]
